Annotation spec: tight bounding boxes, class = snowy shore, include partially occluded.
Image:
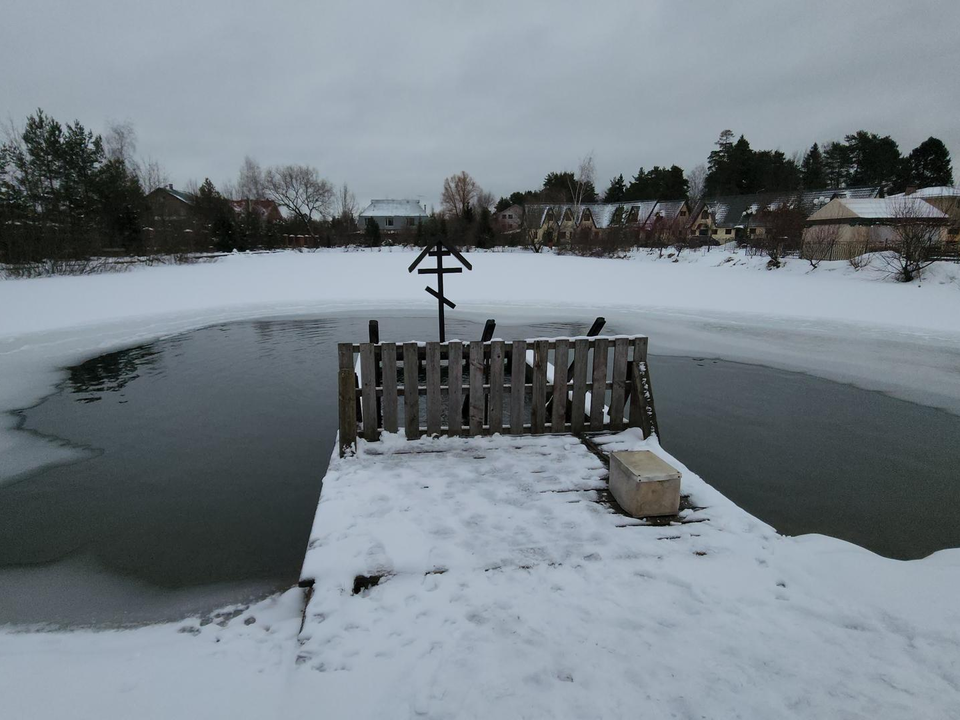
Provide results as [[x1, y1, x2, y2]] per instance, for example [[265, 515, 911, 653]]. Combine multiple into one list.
[[2, 248, 960, 719]]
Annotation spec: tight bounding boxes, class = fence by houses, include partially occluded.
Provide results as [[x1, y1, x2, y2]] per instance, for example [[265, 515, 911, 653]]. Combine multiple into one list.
[[337, 335, 658, 456]]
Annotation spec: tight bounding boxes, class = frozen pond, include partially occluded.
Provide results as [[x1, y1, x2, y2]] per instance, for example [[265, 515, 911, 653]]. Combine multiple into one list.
[[2, 315, 959, 627]]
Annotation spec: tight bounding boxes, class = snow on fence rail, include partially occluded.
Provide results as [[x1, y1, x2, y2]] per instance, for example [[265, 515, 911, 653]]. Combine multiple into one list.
[[337, 335, 658, 456]]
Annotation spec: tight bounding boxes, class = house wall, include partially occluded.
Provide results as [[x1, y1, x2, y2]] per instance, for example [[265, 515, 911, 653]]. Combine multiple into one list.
[[146, 191, 192, 222], [364, 215, 424, 231]]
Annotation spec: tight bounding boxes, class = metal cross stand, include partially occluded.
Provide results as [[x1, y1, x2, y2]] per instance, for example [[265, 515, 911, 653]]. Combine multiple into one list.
[[408, 239, 473, 342]]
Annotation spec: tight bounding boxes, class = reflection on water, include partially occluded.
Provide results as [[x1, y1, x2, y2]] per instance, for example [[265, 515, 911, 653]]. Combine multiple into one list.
[[2, 314, 959, 629], [0, 316, 595, 627]]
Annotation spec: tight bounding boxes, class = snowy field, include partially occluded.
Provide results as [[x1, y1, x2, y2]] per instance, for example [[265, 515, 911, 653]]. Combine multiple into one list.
[[2, 248, 960, 719]]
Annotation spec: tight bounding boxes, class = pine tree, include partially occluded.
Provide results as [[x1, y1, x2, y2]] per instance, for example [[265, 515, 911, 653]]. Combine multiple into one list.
[[801, 143, 827, 188], [822, 142, 851, 188], [603, 174, 626, 202], [908, 137, 954, 188], [844, 131, 901, 187], [364, 216, 381, 246]]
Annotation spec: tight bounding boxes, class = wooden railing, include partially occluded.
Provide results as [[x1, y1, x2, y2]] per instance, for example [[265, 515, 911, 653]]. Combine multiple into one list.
[[337, 335, 658, 457]]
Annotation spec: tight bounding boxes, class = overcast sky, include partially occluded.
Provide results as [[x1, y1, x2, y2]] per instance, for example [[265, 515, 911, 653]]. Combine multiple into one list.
[[3, 1, 958, 208]]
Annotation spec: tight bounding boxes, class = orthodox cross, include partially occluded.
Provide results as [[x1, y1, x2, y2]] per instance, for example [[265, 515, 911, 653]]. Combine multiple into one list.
[[408, 239, 473, 342]]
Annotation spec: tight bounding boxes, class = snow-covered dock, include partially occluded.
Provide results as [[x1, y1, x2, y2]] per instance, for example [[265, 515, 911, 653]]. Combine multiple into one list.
[[296, 431, 960, 718]]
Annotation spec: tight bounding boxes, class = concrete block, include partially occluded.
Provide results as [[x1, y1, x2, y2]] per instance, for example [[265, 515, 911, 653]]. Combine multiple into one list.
[[609, 451, 681, 518]]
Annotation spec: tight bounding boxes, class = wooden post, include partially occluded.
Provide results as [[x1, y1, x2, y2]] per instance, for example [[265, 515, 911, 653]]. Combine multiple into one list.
[[609, 337, 629, 431], [570, 338, 589, 434], [628, 337, 659, 439], [381, 342, 398, 433], [403, 342, 420, 439], [447, 341, 463, 437], [551, 338, 569, 432], [589, 338, 609, 430], [426, 342, 442, 436], [530, 340, 549, 433], [488, 340, 504, 434], [337, 343, 357, 457], [509, 340, 526, 434], [469, 341, 485, 436], [359, 343, 379, 442]]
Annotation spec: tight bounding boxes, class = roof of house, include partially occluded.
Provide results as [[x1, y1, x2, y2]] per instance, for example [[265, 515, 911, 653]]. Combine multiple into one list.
[[147, 186, 195, 205], [890, 186, 960, 198], [808, 197, 949, 222], [358, 199, 427, 218], [228, 199, 282, 218], [704, 187, 882, 228]]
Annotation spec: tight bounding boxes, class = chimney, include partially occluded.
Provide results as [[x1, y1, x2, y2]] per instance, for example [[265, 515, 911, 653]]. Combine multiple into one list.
[[168, 183, 174, 190]]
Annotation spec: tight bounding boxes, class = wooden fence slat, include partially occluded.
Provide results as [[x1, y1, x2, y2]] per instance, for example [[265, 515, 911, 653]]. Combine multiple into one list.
[[337, 343, 357, 457], [426, 342, 442, 435], [381, 342, 399, 433], [509, 340, 526, 434], [447, 341, 463, 437], [628, 337, 651, 438], [359, 343, 379, 441], [403, 342, 420, 439], [530, 340, 549, 433], [488, 340, 504, 434], [469, 341, 485, 436], [609, 338, 629, 431], [570, 338, 589, 434], [551, 338, 569, 431], [589, 338, 609, 430]]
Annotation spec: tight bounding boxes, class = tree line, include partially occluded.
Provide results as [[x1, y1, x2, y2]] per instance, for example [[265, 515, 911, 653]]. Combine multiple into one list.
[[495, 129, 954, 213]]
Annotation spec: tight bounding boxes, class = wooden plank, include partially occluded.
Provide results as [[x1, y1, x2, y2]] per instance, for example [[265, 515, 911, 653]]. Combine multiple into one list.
[[337, 343, 357, 457], [608, 337, 629, 431], [446, 341, 462, 437], [636, 335, 660, 440], [425, 342, 442, 436], [628, 337, 651, 438], [488, 340, 504, 434], [468, 341, 485, 436], [403, 342, 420, 439], [381, 342, 398, 433], [530, 340, 549, 433], [359, 343, 379, 441], [551, 338, 569, 431], [570, 338, 589, 434], [589, 338, 609, 430], [509, 340, 526, 434]]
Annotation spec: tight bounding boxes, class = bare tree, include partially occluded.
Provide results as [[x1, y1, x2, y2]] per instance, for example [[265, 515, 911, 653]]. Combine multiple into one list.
[[237, 156, 266, 199], [801, 223, 841, 269], [104, 120, 137, 169], [474, 188, 495, 214], [881, 197, 947, 282], [686, 163, 707, 207], [441, 171, 479, 218], [567, 153, 595, 213], [137, 158, 169, 194], [334, 183, 358, 223], [263, 164, 333, 241]]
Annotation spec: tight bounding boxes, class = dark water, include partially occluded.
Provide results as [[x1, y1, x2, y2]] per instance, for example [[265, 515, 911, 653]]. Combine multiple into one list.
[[2, 315, 959, 627]]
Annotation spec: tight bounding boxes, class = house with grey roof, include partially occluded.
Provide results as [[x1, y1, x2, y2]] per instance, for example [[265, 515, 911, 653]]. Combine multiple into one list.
[[691, 186, 883, 244], [358, 199, 428, 232], [802, 196, 949, 260], [145, 185, 196, 223]]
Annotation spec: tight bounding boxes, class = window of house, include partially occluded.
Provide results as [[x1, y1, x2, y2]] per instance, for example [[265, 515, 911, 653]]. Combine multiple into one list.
[[749, 228, 757, 235], [701, 211, 708, 218], [725, 229, 732, 235], [386, 218, 394, 227], [680, 210, 687, 217], [507, 213, 513, 219]]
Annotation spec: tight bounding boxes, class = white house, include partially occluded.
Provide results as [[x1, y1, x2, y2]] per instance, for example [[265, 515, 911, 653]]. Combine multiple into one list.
[[358, 199, 428, 232]]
